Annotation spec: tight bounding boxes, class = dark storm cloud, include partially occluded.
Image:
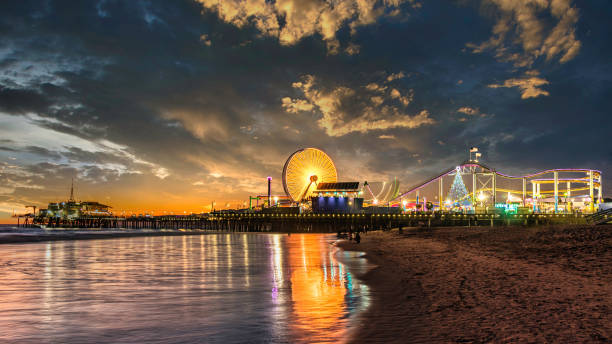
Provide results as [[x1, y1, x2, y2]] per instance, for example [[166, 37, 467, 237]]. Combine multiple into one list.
[[0, 0, 610, 216], [0, 87, 50, 114]]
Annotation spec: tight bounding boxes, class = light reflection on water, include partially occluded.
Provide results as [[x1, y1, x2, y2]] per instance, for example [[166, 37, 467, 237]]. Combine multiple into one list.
[[0, 234, 371, 343]]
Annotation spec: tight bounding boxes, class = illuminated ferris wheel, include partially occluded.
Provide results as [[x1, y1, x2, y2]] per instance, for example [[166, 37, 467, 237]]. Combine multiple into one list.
[[282, 148, 338, 202]]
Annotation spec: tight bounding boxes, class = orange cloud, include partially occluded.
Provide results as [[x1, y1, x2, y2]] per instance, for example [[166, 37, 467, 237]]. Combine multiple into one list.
[[196, 0, 408, 54], [488, 74, 550, 99], [283, 74, 434, 136]]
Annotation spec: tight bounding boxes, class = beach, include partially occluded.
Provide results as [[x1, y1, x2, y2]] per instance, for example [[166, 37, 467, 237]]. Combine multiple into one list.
[[338, 225, 612, 343]]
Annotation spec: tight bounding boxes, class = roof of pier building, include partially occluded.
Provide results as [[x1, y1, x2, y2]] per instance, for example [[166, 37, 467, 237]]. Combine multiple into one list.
[[316, 182, 360, 191]]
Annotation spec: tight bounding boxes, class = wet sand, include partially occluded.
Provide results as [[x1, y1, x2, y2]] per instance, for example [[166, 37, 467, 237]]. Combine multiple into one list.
[[338, 225, 612, 343]]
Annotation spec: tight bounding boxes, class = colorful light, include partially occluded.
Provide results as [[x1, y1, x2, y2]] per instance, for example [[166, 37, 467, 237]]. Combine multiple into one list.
[[282, 148, 338, 202]]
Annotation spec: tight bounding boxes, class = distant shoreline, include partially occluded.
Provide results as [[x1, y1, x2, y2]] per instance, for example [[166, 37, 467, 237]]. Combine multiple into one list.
[[338, 225, 612, 343]]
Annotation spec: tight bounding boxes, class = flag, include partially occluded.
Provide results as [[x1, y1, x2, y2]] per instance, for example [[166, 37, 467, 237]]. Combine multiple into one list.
[[470, 147, 478, 152]]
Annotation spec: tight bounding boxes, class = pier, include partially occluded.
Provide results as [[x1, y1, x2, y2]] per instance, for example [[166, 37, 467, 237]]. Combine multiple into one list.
[[17, 212, 587, 232]]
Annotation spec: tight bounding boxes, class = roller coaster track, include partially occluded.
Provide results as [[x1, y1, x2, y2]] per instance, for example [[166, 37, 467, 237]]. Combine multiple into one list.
[[392, 161, 602, 202]]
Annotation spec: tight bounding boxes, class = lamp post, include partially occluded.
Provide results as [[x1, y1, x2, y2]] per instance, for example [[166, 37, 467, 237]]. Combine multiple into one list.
[[267, 176, 272, 208]]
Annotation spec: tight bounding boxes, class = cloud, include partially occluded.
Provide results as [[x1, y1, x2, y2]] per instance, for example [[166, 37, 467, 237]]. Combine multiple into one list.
[[468, 0, 581, 67], [282, 74, 434, 136], [161, 109, 230, 141], [200, 34, 212, 46], [365, 83, 387, 92], [0, 162, 44, 194], [390, 88, 413, 106], [281, 97, 314, 113], [457, 106, 479, 115], [386, 71, 406, 82], [0, 201, 29, 215], [488, 74, 550, 99], [370, 96, 384, 106], [345, 43, 360, 55], [0, 113, 170, 179], [196, 0, 408, 53]]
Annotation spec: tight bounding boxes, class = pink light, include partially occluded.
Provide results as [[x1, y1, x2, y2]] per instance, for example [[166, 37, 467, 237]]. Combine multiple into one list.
[[267, 176, 272, 181], [393, 162, 602, 202]]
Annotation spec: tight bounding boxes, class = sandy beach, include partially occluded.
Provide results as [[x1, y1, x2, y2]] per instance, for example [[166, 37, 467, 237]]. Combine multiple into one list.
[[338, 225, 612, 343]]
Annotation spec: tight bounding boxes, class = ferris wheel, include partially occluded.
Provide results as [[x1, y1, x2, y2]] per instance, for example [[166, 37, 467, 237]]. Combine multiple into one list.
[[282, 148, 338, 202]]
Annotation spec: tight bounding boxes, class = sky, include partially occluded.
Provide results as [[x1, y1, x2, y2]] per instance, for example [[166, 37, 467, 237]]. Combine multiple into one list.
[[0, 0, 610, 220]]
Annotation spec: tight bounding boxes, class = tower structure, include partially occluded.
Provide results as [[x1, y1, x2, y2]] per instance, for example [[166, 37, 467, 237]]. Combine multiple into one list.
[[69, 178, 75, 202]]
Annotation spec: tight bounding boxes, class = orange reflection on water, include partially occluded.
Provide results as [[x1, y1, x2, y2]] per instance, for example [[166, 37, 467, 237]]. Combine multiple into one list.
[[1, 234, 368, 343], [287, 234, 348, 342]]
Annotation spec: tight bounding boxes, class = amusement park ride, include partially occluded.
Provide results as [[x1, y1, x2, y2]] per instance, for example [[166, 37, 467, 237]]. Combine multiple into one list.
[[254, 147, 604, 215], [12, 147, 609, 230]]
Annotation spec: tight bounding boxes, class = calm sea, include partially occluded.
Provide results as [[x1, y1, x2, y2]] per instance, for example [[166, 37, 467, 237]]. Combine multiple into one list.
[[0, 233, 371, 343]]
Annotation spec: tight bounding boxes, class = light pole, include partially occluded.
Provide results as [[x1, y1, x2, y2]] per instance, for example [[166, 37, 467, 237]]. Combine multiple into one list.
[[267, 176, 272, 208]]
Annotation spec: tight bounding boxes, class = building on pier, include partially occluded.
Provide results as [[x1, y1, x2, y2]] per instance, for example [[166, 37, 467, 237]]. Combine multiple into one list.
[[311, 182, 364, 213], [37, 179, 112, 220], [39, 201, 112, 219]]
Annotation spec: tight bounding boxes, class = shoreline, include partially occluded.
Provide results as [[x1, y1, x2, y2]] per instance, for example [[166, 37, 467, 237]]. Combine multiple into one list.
[[0, 229, 230, 244], [338, 225, 612, 343], [0, 228, 340, 244]]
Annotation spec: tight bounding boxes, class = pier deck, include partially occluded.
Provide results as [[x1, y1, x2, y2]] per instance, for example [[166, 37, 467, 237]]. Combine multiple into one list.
[[17, 212, 587, 232]]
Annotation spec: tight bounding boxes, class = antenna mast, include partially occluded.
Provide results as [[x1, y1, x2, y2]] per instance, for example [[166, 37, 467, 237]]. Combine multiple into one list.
[[69, 178, 75, 202]]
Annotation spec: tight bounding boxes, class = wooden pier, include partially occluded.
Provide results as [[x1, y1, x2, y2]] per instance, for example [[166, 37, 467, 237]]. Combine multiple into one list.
[[17, 212, 587, 232]]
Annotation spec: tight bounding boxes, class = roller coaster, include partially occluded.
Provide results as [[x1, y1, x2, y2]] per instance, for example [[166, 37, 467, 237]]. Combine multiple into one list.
[[391, 161, 603, 213]]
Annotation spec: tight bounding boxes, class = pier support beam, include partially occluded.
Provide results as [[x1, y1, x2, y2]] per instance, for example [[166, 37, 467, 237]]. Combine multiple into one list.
[[472, 173, 477, 206], [522, 178, 527, 207], [589, 170, 594, 213], [599, 176, 603, 204], [439, 178, 443, 210], [554, 171, 559, 213], [532, 182, 537, 212], [492, 172, 497, 205]]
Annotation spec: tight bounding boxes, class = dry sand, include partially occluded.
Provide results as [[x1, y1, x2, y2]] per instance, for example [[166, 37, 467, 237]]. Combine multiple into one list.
[[338, 225, 612, 343]]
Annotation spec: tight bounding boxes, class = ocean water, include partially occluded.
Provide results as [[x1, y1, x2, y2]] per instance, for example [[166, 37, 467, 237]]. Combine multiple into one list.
[[0, 233, 371, 343]]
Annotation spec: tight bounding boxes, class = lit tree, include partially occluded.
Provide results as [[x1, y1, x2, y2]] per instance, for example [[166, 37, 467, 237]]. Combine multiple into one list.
[[447, 169, 472, 207]]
